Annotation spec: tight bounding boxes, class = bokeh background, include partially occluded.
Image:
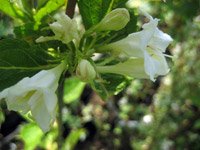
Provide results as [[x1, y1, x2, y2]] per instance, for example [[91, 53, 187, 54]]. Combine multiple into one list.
[[0, 0, 200, 149]]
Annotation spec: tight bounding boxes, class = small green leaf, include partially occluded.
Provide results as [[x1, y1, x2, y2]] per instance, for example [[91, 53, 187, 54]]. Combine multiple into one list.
[[64, 77, 85, 104], [0, 0, 29, 21], [113, 0, 129, 8], [92, 74, 131, 99], [0, 38, 60, 91], [34, 0, 66, 24], [14, 22, 50, 41], [0, 107, 5, 125], [37, 0, 49, 9], [21, 0, 34, 16], [63, 128, 86, 150], [19, 123, 44, 150]]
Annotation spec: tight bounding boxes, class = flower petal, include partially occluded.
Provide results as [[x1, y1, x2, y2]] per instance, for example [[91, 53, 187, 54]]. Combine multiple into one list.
[[50, 13, 79, 44], [149, 28, 173, 52], [0, 62, 66, 132], [97, 58, 148, 79], [144, 51, 157, 81], [151, 50, 169, 75], [144, 50, 169, 81], [28, 90, 54, 132], [35, 36, 56, 43]]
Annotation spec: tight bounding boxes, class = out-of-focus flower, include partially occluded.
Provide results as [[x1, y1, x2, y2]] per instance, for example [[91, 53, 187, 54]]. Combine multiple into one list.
[[142, 114, 153, 124], [95, 8, 130, 31], [76, 59, 96, 82], [98, 10, 173, 81], [36, 13, 78, 44], [96, 58, 148, 79], [0, 62, 66, 132]]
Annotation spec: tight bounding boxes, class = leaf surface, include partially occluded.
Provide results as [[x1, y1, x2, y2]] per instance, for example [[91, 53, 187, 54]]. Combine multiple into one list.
[[0, 38, 59, 91]]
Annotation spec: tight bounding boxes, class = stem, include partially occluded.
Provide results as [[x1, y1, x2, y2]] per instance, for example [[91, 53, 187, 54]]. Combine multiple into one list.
[[66, 0, 77, 18], [56, 1, 77, 149], [57, 73, 65, 149]]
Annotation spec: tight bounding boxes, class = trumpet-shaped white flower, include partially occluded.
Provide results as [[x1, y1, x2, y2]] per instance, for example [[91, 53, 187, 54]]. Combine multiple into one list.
[[96, 58, 148, 79], [98, 10, 173, 81], [36, 13, 78, 45], [0, 62, 66, 132]]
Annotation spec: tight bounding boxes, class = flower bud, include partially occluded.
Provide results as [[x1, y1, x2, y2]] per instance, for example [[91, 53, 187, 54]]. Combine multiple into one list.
[[95, 8, 130, 31], [76, 59, 96, 81]]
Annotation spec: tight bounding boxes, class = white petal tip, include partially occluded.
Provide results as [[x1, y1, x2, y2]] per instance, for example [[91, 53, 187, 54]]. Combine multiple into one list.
[[36, 36, 56, 43], [35, 36, 46, 43], [150, 77, 156, 82], [139, 8, 153, 20]]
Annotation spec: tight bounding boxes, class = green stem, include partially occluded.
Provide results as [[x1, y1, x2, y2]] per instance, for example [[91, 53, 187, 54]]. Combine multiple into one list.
[[56, 0, 77, 149], [57, 74, 65, 150]]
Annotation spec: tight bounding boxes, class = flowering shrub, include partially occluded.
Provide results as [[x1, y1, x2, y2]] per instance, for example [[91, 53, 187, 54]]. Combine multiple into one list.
[[0, 0, 174, 149]]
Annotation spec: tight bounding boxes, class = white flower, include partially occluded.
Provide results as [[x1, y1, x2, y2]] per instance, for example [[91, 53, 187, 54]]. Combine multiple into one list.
[[0, 62, 66, 132], [98, 10, 173, 81], [36, 13, 78, 45], [96, 58, 148, 79]]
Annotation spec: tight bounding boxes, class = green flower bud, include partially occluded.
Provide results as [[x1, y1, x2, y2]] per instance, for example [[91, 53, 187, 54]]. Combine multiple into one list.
[[76, 59, 96, 82], [96, 8, 130, 31]]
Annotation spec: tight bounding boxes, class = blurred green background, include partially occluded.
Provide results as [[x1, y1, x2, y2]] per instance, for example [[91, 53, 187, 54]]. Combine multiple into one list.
[[0, 0, 200, 150]]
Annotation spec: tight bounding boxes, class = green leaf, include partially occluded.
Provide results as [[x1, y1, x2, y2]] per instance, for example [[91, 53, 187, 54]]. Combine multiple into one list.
[[63, 128, 86, 150], [64, 77, 85, 104], [0, 107, 5, 125], [37, 0, 49, 9], [19, 123, 44, 150], [34, 0, 66, 24], [113, 0, 129, 8], [92, 74, 131, 99], [14, 22, 50, 41], [0, 19, 12, 37], [0, 0, 29, 21], [21, 0, 34, 15], [0, 38, 59, 91], [78, 0, 114, 29]]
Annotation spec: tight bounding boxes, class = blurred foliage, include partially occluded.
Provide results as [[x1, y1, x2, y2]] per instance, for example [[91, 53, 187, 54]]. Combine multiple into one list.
[[1, 0, 200, 150]]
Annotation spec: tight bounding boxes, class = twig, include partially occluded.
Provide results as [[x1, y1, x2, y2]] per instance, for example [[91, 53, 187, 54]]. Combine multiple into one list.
[[56, 1, 77, 149], [66, 0, 77, 18], [57, 74, 65, 150]]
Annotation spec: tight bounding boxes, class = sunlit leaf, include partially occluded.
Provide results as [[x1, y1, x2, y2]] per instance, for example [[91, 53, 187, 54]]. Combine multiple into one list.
[[0, 0, 28, 21], [64, 77, 85, 104], [34, 0, 66, 24], [19, 123, 44, 150], [63, 129, 86, 150]]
